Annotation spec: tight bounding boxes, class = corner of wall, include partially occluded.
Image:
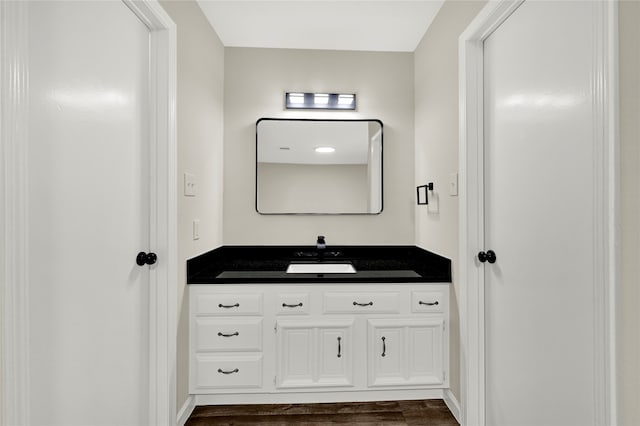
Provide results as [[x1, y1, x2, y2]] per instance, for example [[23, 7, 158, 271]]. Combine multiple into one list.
[[158, 0, 225, 414], [413, 0, 487, 404]]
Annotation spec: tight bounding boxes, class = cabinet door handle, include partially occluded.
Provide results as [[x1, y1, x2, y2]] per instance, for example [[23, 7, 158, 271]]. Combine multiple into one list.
[[381, 336, 386, 357], [337, 336, 342, 358], [217, 331, 239, 337], [217, 368, 239, 375], [353, 301, 373, 307], [282, 302, 303, 308], [419, 300, 439, 306], [218, 303, 240, 309]]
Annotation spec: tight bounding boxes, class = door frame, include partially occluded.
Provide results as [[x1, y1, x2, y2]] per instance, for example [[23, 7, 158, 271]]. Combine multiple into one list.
[[0, 1, 177, 425], [458, 1, 619, 425]]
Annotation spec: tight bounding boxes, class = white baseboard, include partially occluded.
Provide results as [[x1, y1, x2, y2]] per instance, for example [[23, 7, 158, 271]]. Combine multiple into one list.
[[177, 395, 195, 426], [443, 389, 461, 424]]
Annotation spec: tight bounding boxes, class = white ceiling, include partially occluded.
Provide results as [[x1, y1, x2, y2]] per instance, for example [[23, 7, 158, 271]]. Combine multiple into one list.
[[196, 1, 446, 52]]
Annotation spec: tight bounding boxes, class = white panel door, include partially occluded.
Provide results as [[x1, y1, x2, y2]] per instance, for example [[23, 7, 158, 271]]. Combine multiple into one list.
[[368, 325, 404, 386], [317, 326, 353, 386], [483, 1, 598, 425], [276, 324, 315, 387], [28, 2, 152, 424]]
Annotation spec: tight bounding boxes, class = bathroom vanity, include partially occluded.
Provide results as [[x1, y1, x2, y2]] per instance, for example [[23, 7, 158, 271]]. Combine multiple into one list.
[[187, 246, 451, 404]]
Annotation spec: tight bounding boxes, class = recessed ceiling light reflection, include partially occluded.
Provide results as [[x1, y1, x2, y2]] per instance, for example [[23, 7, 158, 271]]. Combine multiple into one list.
[[315, 146, 335, 153]]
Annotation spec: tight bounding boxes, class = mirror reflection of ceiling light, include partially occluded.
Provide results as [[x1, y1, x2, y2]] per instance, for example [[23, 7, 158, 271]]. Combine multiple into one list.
[[315, 146, 335, 153], [285, 92, 356, 110]]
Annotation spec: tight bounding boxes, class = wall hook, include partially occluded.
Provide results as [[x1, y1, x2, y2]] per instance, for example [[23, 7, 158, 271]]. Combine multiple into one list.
[[417, 183, 434, 205]]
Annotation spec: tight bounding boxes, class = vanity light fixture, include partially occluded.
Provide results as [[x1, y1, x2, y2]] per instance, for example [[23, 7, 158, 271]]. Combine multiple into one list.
[[285, 92, 356, 110]]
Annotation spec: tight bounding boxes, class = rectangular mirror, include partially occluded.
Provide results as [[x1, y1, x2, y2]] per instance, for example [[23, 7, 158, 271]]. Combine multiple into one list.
[[256, 118, 383, 215]]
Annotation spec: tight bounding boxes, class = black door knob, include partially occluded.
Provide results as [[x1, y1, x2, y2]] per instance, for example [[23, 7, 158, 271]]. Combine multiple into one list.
[[478, 250, 497, 264], [136, 251, 157, 266]]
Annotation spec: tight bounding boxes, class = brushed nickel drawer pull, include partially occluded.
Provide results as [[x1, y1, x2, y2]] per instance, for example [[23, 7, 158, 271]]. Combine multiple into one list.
[[353, 301, 373, 307], [218, 303, 240, 309], [217, 368, 239, 375], [282, 302, 303, 308], [381, 336, 386, 357], [217, 331, 239, 337], [419, 301, 439, 306]]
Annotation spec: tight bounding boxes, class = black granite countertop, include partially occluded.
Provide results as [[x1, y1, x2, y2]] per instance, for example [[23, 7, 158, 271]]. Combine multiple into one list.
[[187, 245, 451, 284]]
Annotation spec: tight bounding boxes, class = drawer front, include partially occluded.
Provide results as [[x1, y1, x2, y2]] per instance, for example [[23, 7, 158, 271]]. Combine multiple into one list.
[[411, 291, 445, 313], [276, 293, 310, 315], [323, 292, 400, 314], [194, 354, 262, 389], [194, 293, 263, 316], [195, 318, 262, 352]]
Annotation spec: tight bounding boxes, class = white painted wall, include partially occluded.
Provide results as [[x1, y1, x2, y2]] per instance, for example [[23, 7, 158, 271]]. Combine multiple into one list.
[[223, 47, 415, 245], [413, 0, 487, 403], [158, 1, 225, 413], [619, 1, 640, 424]]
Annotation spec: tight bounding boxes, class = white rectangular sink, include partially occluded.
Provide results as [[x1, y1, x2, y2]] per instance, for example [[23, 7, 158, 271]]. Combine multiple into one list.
[[286, 263, 357, 274]]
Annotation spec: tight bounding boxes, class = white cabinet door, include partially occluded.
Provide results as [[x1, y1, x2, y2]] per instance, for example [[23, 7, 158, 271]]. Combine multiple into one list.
[[277, 320, 354, 388], [276, 324, 315, 387], [317, 327, 351, 386], [367, 319, 444, 387], [406, 323, 444, 385], [369, 325, 404, 385]]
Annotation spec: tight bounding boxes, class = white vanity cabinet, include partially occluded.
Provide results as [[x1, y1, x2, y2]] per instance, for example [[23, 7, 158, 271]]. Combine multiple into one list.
[[189, 283, 449, 402]]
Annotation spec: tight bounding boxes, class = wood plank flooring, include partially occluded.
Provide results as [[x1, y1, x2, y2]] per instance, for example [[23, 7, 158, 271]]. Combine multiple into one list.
[[186, 399, 459, 425]]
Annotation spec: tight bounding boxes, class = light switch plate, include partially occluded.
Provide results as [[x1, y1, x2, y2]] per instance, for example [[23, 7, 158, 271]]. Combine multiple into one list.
[[449, 172, 458, 196], [193, 219, 200, 240], [184, 172, 196, 197]]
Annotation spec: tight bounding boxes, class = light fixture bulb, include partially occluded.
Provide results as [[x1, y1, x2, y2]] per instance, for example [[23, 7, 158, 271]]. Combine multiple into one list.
[[338, 94, 354, 105], [288, 93, 305, 104], [314, 93, 329, 105]]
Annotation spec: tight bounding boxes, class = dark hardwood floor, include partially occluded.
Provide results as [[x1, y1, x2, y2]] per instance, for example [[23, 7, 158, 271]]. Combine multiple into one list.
[[186, 399, 459, 425]]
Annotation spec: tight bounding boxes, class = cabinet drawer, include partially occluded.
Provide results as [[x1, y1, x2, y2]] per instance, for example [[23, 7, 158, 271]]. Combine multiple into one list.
[[411, 291, 445, 313], [194, 354, 262, 389], [195, 318, 262, 352], [276, 293, 310, 315], [323, 292, 400, 314], [194, 293, 263, 316]]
